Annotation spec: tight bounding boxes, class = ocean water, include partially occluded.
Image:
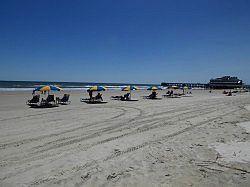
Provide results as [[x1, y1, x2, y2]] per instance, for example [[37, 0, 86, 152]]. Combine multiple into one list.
[[0, 81, 157, 92]]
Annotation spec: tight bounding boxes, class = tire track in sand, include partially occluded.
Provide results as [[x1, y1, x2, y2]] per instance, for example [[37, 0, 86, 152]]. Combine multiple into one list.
[[103, 107, 240, 161], [0, 106, 142, 150], [45, 99, 230, 150], [26, 106, 241, 186], [28, 101, 230, 157], [0, 101, 223, 169]]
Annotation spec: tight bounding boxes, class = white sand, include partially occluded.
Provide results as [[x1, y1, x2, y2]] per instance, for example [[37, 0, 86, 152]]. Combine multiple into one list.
[[210, 121, 250, 164], [0, 90, 250, 186], [245, 105, 250, 111], [238, 121, 250, 133], [210, 142, 250, 163]]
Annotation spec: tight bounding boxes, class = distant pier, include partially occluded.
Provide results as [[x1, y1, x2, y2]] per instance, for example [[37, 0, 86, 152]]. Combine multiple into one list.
[[161, 82, 208, 89]]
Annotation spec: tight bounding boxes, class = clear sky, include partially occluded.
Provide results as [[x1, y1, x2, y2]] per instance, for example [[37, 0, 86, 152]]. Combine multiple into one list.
[[0, 0, 250, 84]]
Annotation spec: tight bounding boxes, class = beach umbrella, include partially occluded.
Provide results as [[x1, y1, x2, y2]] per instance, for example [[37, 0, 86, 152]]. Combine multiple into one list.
[[179, 86, 191, 90], [181, 86, 192, 90], [121, 86, 139, 99], [180, 86, 191, 94], [122, 86, 139, 91], [34, 85, 63, 92], [184, 86, 192, 90], [171, 85, 179, 89], [147, 86, 162, 90], [88, 86, 107, 91]]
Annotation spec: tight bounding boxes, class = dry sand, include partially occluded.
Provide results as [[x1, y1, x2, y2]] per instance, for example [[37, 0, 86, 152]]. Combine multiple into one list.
[[0, 89, 250, 187]]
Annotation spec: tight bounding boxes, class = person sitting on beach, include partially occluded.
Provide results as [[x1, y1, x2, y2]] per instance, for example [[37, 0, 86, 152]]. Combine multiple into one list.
[[124, 93, 130, 100], [95, 92, 103, 101], [227, 91, 232, 96], [150, 91, 157, 99], [121, 94, 126, 101], [120, 95, 124, 100]]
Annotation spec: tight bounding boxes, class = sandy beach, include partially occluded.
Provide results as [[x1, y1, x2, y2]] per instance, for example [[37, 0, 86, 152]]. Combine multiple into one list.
[[0, 90, 250, 187]]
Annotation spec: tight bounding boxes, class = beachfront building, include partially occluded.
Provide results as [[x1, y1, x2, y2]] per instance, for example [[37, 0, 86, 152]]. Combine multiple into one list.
[[161, 76, 244, 89], [209, 76, 243, 89]]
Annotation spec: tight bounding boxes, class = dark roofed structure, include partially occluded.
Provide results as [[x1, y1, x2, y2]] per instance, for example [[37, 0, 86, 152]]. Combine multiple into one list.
[[209, 76, 243, 89]]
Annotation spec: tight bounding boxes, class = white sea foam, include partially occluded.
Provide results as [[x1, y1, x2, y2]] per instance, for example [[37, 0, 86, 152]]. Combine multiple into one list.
[[0, 88, 34, 92]]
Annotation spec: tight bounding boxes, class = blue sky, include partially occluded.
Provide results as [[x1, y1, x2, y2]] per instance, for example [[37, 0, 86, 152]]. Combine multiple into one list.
[[0, 0, 250, 84]]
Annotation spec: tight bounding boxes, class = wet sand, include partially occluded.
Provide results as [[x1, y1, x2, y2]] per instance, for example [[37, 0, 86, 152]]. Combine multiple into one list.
[[0, 90, 250, 187]]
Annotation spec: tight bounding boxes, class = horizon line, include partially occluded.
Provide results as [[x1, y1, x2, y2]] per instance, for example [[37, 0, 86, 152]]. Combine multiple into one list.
[[0, 79, 161, 86]]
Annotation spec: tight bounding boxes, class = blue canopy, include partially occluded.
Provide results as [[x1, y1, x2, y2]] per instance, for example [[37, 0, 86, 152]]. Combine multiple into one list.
[[34, 85, 62, 92], [147, 86, 162, 90]]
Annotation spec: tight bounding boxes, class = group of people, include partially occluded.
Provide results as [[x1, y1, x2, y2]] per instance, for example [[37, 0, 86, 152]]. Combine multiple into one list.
[[166, 90, 192, 96], [87, 89, 194, 102], [166, 90, 174, 96], [87, 90, 103, 101], [223, 90, 232, 96]]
